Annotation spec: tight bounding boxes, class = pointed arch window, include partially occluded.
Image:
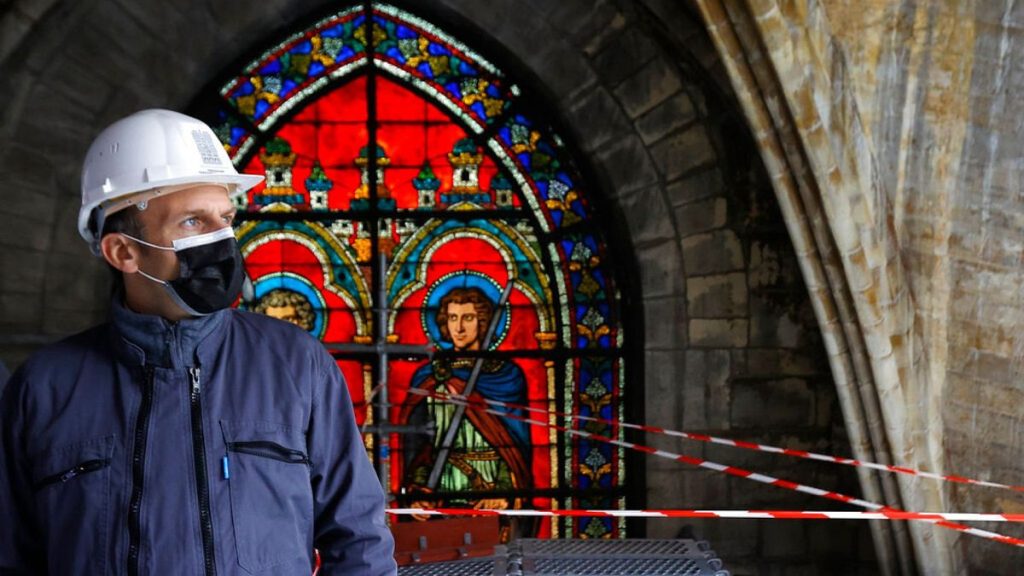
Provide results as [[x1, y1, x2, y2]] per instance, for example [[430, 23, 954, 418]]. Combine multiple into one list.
[[195, 2, 630, 539]]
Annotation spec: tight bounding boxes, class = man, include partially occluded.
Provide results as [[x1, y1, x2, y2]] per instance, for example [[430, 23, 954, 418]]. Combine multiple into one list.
[[0, 109, 396, 575], [399, 287, 530, 517]]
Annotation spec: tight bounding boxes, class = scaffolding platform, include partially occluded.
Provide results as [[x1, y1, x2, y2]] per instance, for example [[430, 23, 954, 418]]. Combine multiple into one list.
[[396, 538, 730, 576]]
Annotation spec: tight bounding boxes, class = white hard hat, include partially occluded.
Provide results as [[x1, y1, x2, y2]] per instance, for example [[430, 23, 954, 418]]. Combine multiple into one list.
[[78, 108, 263, 253]]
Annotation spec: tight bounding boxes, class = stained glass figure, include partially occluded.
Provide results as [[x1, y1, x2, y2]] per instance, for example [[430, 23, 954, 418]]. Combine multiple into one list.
[[200, 2, 629, 539]]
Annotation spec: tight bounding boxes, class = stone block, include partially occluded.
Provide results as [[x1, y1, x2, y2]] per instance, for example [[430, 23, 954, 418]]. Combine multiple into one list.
[[13, 0, 60, 21], [738, 348, 825, 379], [635, 240, 682, 298], [619, 184, 674, 245], [43, 252, 108, 310], [683, 349, 731, 429], [566, 87, 633, 152], [650, 123, 717, 182], [0, 11, 31, 63], [731, 378, 814, 428], [42, 305, 104, 336], [595, 136, 659, 195], [688, 318, 747, 348], [38, 55, 115, 113], [0, 290, 41, 329], [667, 167, 724, 207], [642, 295, 686, 350], [762, 520, 808, 559], [0, 247, 47, 293], [644, 349, 682, 426], [687, 272, 748, 318], [676, 197, 727, 236], [635, 92, 698, 145], [591, 26, 658, 86], [525, 41, 597, 101], [0, 211, 52, 251], [749, 293, 806, 348], [681, 229, 744, 275], [612, 56, 682, 118]]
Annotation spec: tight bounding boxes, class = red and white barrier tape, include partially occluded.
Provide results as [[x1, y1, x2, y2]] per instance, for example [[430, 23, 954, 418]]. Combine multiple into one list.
[[411, 391, 1024, 548], [387, 507, 1024, 524], [407, 388, 1024, 493]]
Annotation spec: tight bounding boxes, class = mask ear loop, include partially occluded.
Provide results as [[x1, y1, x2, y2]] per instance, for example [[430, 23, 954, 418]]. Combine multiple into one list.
[[120, 233, 175, 251]]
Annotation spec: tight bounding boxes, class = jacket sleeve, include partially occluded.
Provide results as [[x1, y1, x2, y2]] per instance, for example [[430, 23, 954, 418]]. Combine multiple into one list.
[[307, 347, 397, 575], [0, 370, 44, 574]]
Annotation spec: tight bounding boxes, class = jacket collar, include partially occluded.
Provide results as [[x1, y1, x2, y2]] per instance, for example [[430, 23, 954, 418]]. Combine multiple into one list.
[[110, 296, 229, 368]]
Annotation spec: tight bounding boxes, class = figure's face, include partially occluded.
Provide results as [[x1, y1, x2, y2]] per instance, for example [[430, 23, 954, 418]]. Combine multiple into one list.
[[264, 305, 302, 327], [446, 302, 480, 351]]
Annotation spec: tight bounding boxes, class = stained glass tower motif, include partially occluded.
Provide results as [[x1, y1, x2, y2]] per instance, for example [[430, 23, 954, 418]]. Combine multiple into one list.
[[199, 2, 629, 539]]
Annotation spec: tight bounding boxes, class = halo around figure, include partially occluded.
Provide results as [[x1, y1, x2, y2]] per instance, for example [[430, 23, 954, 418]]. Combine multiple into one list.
[[422, 271, 510, 350]]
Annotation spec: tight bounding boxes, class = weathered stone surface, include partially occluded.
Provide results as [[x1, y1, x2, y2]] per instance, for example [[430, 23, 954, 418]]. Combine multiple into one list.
[[565, 86, 633, 152], [0, 290, 41, 329], [683, 348, 730, 429], [612, 56, 682, 118], [591, 25, 657, 86], [731, 378, 814, 428], [650, 123, 716, 182], [688, 318, 748, 348], [642, 295, 686, 350], [666, 167, 725, 207], [595, 136, 659, 195], [635, 92, 698, 145], [619, 184, 674, 245], [762, 520, 807, 558], [687, 272, 747, 318], [675, 197, 727, 236], [681, 229, 744, 275], [635, 240, 682, 298]]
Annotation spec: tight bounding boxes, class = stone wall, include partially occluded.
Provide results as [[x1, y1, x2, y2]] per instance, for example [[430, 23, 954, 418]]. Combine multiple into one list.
[[0, 0, 876, 572]]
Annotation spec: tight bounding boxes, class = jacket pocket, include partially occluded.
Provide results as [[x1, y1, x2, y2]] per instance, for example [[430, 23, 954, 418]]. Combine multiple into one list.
[[30, 435, 116, 576], [220, 421, 313, 574]]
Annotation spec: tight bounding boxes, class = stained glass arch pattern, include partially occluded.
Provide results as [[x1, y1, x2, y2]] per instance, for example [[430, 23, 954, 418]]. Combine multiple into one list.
[[200, 2, 627, 540]]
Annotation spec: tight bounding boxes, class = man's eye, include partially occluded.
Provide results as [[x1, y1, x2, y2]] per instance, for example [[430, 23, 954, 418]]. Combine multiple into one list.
[[183, 217, 200, 227]]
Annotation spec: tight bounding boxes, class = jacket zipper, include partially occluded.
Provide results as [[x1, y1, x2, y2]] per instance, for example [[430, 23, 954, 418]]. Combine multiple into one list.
[[227, 441, 310, 465], [33, 458, 110, 491], [127, 366, 155, 576], [190, 366, 218, 576]]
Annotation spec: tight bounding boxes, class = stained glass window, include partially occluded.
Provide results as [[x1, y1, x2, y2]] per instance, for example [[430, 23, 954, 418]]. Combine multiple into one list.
[[196, 2, 629, 539]]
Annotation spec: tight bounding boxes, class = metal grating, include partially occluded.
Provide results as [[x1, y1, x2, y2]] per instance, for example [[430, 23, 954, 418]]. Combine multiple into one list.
[[396, 538, 730, 576], [515, 538, 714, 558], [398, 558, 503, 576], [527, 557, 712, 575]]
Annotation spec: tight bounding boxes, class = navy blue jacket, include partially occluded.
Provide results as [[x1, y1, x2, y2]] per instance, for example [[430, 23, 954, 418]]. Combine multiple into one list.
[[0, 302, 396, 575]]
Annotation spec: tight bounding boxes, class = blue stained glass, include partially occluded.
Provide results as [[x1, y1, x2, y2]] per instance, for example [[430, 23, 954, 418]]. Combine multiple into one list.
[[254, 99, 270, 119], [417, 62, 435, 79], [323, 24, 344, 38], [395, 24, 417, 39], [427, 43, 450, 56], [259, 61, 282, 75], [236, 82, 255, 96], [293, 40, 313, 55], [469, 101, 487, 120], [486, 83, 501, 98], [338, 46, 357, 61], [551, 210, 564, 228], [282, 79, 298, 95], [309, 61, 325, 77], [384, 46, 403, 61]]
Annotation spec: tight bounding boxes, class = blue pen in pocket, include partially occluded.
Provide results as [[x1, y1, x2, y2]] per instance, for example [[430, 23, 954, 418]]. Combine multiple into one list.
[[222, 455, 230, 479]]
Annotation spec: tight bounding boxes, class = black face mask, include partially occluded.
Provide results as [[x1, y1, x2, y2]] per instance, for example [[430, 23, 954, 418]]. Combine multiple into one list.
[[125, 227, 245, 316]]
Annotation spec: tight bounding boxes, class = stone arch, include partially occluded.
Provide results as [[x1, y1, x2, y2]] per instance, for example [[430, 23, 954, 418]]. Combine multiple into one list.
[[0, 0, 873, 570]]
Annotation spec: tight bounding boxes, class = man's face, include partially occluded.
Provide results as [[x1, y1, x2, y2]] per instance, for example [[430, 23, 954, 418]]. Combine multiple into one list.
[[446, 302, 480, 351], [120, 184, 236, 319]]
